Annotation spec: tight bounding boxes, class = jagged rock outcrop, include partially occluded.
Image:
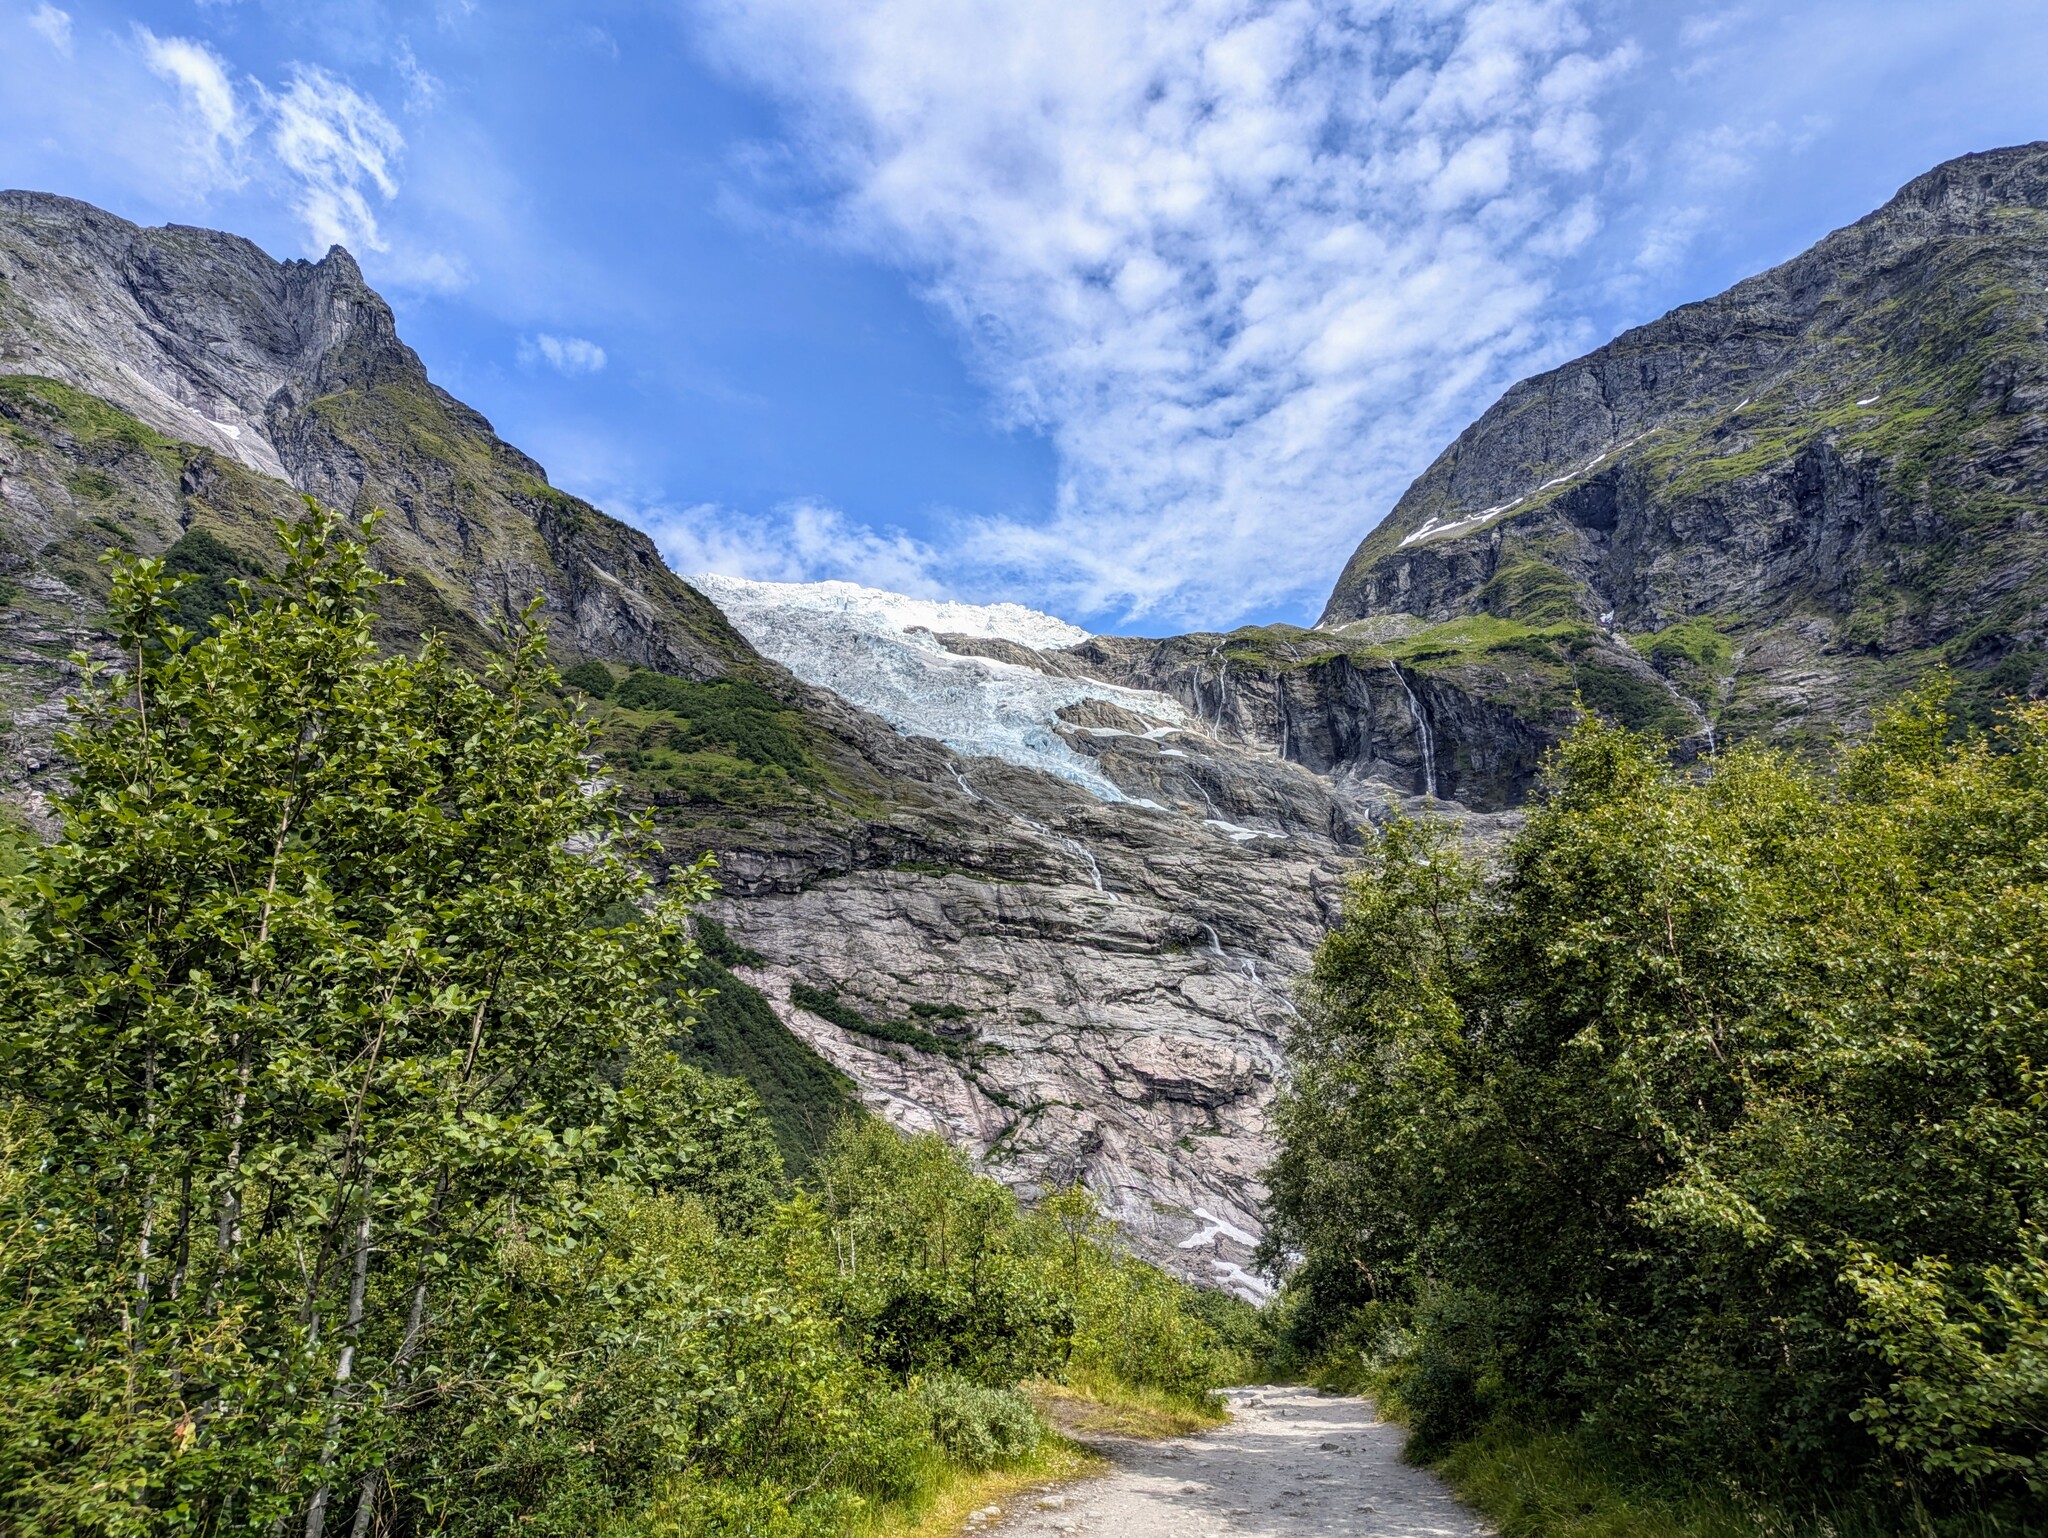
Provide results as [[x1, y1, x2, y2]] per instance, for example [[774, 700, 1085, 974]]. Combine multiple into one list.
[[1321, 141, 2048, 744]]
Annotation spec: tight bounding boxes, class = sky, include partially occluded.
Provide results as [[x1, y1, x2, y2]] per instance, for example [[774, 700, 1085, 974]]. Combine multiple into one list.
[[1, 1, 2045, 634]]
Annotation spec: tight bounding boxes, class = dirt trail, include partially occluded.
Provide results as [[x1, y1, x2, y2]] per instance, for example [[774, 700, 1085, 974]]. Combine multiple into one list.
[[986, 1385, 1490, 1538]]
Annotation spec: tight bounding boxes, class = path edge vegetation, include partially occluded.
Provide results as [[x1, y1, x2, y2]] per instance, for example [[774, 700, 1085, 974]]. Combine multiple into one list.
[[0, 506, 1257, 1538], [1265, 689, 2048, 1537]]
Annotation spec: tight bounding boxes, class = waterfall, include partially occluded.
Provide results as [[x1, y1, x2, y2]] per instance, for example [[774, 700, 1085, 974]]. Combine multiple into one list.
[[1057, 836, 1114, 900], [1184, 774, 1220, 820], [948, 764, 980, 801], [1393, 665, 1438, 799], [1199, 922, 1227, 959]]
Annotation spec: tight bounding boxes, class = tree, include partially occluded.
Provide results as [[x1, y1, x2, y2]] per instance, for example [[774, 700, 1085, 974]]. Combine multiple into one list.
[[1268, 693, 2048, 1511], [0, 507, 712, 1536]]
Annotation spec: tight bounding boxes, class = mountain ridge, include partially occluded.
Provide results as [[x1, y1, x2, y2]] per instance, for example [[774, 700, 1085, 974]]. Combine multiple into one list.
[[0, 187, 1360, 1294], [1317, 139, 2048, 744]]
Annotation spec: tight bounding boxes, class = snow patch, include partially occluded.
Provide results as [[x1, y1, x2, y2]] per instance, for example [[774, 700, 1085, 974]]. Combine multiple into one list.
[[693, 574, 1187, 800], [1397, 435, 1645, 549], [697, 574, 1088, 649], [1179, 1206, 1260, 1250], [1208, 1259, 1274, 1303]]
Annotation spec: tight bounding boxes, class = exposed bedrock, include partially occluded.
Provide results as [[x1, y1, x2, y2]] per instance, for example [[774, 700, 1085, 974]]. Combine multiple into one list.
[[1053, 633, 1559, 813], [699, 748, 1350, 1295]]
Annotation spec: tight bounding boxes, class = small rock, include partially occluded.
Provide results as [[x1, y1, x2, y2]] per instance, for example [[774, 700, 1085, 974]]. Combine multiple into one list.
[[1034, 1495, 1067, 1510]]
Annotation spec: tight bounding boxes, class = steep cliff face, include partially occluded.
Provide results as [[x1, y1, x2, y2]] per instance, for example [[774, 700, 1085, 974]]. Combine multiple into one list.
[[1322, 142, 2048, 744]]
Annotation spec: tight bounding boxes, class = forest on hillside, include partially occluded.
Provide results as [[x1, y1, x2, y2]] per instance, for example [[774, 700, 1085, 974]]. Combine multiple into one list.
[[0, 514, 1252, 1538]]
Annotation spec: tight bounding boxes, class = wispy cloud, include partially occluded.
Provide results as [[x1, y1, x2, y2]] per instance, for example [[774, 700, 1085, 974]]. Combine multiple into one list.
[[26, 3, 69, 54], [695, 0, 1639, 625], [268, 65, 405, 252], [136, 26, 251, 190], [519, 333, 607, 374], [631, 496, 945, 598]]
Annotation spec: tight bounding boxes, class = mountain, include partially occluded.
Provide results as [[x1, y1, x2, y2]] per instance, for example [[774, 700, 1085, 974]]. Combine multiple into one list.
[[1321, 141, 2048, 746], [0, 189, 1376, 1294], [7, 142, 2041, 1293]]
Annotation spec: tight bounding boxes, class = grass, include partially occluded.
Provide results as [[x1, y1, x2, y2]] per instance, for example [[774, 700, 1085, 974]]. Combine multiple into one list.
[[861, 1436, 1107, 1538], [1026, 1371, 1229, 1440], [0, 375, 183, 469], [789, 982, 964, 1060], [1431, 1419, 2048, 1538]]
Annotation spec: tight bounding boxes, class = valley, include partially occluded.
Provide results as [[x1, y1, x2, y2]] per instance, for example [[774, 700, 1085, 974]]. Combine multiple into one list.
[[1, 138, 2046, 1538]]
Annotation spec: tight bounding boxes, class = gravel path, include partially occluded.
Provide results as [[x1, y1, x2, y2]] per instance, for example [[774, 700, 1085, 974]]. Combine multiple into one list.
[[982, 1385, 1491, 1538]]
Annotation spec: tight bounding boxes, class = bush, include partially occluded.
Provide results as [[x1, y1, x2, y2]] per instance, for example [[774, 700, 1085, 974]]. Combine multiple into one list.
[[610, 670, 809, 771], [915, 1378, 1041, 1470], [561, 657, 616, 697]]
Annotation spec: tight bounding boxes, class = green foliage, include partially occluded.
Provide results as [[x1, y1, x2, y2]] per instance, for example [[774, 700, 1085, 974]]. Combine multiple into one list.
[[1571, 655, 1693, 735], [0, 374, 182, 466], [1269, 690, 2048, 1521], [1636, 616, 1734, 673], [791, 982, 963, 1059], [66, 467, 120, 501], [159, 526, 269, 633], [610, 669, 808, 772], [1025, 1182, 1252, 1403], [560, 658, 617, 698], [0, 507, 721, 1534], [913, 1378, 1042, 1471], [0, 510, 1242, 1536], [1479, 559, 1586, 624], [696, 913, 766, 968], [819, 1122, 1069, 1387], [678, 956, 862, 1177]]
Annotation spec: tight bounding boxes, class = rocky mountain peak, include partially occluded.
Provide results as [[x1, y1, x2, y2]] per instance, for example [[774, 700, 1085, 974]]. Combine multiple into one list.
[[0, 190, 424, 486], [1317, 140, 2048, 745]]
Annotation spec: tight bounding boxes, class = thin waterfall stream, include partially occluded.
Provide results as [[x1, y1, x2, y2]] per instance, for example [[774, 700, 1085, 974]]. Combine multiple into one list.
[[1393, 666, 1438, 799]]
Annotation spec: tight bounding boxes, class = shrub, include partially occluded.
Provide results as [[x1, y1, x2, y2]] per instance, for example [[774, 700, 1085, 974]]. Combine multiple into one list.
[[1268, 688, 2048, 1517], [915, 1378, 1041, 1470], [561, 657, 616, 697]]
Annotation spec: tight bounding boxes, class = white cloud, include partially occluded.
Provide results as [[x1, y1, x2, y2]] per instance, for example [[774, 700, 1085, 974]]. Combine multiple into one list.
[[632, 496, 946, 598], [268, 64, 404, 252], [695, 0, 1638, 625], [395, 39, 443, 113], [27, 3, 69, 54], [136, 27, 249, 188], [520, 333, 608, 374]]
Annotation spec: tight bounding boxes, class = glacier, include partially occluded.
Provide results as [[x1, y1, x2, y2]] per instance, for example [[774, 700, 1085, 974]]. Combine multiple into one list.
[[692, 574, 1189, 800]]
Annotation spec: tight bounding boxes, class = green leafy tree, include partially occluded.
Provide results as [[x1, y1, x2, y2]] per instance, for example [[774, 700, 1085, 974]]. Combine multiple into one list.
[[1268, 690, 2048, 1513], [0, 507, 712, 1536]]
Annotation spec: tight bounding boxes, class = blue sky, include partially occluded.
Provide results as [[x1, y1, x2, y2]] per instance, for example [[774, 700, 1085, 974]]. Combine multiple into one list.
[[2, 1, 2045, 633]]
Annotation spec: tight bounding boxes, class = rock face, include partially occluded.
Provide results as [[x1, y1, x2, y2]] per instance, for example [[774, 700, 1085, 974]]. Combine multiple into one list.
[[710, 756, 1346, 1299], [1321, 141, 2048, 746], [0, 190, 755, 684]]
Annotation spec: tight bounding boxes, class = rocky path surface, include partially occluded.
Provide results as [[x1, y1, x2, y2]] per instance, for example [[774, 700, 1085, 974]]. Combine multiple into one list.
[[989, 1386, 1490, 1538]]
